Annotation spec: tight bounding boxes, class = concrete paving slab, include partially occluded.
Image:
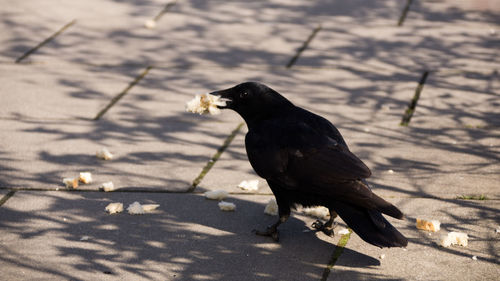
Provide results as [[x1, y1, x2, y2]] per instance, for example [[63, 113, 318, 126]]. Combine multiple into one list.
[[409, 69, 500, 129], [0, 63, 140, 120], [343, 122, 500, 199], [0, 0, 155, 62], [0, 191, 345, 281], [298, 0, 499, 73], [3, 0, 315, 67], [0, 113, 237, 192], [328, 198, 500, 281]]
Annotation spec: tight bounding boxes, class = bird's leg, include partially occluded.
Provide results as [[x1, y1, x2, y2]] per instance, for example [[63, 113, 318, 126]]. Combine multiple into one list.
[[253, 214, 289, 242], [253, 199, 290, 242], [312, 208, 338, 237]]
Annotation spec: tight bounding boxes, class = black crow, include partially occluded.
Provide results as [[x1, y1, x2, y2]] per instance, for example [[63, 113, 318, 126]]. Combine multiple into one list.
[[211, 82, 408, 248]]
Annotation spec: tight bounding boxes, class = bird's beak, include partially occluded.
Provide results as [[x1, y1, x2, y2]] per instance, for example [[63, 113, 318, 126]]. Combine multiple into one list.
[[210, 89, 233, 109]]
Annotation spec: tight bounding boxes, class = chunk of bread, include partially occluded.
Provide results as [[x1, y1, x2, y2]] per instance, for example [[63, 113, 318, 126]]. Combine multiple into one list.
[[337, 228, 350, 235], [127, 201, 145, 215], [204, 190, 229, 200], [144, 19, 156, 29], [186, 93, 226, 115], [142, 204, 160, 212], [96, 147, 113, 160], [302, 206, 329, 220], [218, 201, 236, 211], [416, 218, 441, 232], [105, 202, 124, 214], [79, 172, 92, 184], [99, 181, 115, 192], [238, 179, 259, 191], [63, 178, 79, 189], [439, 231, 468, 247], [264, 198, 278, 216]]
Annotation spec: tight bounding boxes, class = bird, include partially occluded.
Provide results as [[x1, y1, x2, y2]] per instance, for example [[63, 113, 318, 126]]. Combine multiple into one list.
[[210, 81, 408, 248]]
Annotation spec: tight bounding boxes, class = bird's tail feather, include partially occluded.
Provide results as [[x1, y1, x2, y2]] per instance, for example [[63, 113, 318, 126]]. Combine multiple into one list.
[[333, 200, 408, 248]]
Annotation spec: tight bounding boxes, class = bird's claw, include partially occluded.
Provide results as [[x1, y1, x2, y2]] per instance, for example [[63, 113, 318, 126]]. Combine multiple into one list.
[[312, 220, 324, 229], [312, 220, 335, 237], [253, 226, 280, 242]]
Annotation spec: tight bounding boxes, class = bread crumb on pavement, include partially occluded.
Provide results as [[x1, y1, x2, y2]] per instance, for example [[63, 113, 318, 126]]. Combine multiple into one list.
[[204, 190, 229, 200], [79, 172, 92, 184], [63, 178, 79, 189], [238, 179, 259, 191], [439, 231, 468, 247], [105, 202, 124, 214], [264, 198, 278, 216], [416, 218, 441, 232], [302, 206, 329, 220], [100, 181, 115, 192], [96, 147, 113, 160], [218, 201, 236, 211]]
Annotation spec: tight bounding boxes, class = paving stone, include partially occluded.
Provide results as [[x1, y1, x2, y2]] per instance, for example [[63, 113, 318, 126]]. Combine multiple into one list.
[[0, 63, 140, 119], [327, 198, 500, 281], [409, 69, 500, 129], [0, 191, 341, 280], [0, 113, 236, 192], [1, 0, 315, 66], [299, 0, 499, 72]]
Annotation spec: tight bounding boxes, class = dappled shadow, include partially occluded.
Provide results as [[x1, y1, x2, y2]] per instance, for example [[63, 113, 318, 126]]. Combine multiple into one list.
[[0, 0, 499, 279], [0, 191, 379, 280]]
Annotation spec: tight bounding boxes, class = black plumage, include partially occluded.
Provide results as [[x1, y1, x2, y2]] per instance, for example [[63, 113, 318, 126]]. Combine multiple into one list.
[[211, 82, 408, 248]]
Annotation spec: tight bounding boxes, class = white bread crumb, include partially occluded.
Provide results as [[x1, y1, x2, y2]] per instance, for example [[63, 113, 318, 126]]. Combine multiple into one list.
[[63, 178, 79, 189], [218, 201, 236, 211], [144, 19, 156, 29], [142, 204, 160, 212], [186, 93, 226, 115], [337, 228, 350, 235], [204, 190, 229, 200], [127, 201, 145, 215], [238, 179, 259, 191], [302, 206, 329, 220], [264, 198, 278, 216], [100, 181, 115, 192], [416, 218, 441, 232], [96, 147, 113, 160], [439, 231, 468, 247], [105, 202, 123, 214], [379, 254, 386, 259], [472, 255, 477, 261], [79, 172, 92, 184], [387, 169, 394, 174], [80, 236, 90, 241]]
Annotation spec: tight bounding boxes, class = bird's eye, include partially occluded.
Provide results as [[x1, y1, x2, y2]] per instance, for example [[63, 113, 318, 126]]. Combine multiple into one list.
[[240, 92, 248, 99]]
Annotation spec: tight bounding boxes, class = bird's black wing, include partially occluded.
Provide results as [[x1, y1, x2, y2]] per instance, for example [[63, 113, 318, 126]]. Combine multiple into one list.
[[246, 117, 402, 219]]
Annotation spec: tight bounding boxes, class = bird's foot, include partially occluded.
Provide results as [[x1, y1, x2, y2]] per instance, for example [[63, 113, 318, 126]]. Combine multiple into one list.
[[253, 226, 280, 242], [312, 220, 335, 237]]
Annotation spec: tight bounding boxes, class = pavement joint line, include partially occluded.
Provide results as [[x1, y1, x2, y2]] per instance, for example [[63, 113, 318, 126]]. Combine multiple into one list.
[[320, 230, 352, 281], [15, 19, 77, 63], [0, 190, 16, 207], [286, 24, 322, 68], [93, 65, 153, 120], [152, 0, 177, 23], [397, 0, 414, 26], [3, 187, 497, 200], [189, 122, 245, 192], [400, 70, 429, 126], [0, 188, 277, 197]]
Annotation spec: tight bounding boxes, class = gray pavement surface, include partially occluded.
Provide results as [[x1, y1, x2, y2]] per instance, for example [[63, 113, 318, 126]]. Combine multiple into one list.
[[1, 0, 499, 280]]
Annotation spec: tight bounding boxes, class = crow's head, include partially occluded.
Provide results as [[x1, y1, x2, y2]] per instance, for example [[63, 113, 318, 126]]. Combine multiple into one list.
[[210, 82, 294, 126]]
